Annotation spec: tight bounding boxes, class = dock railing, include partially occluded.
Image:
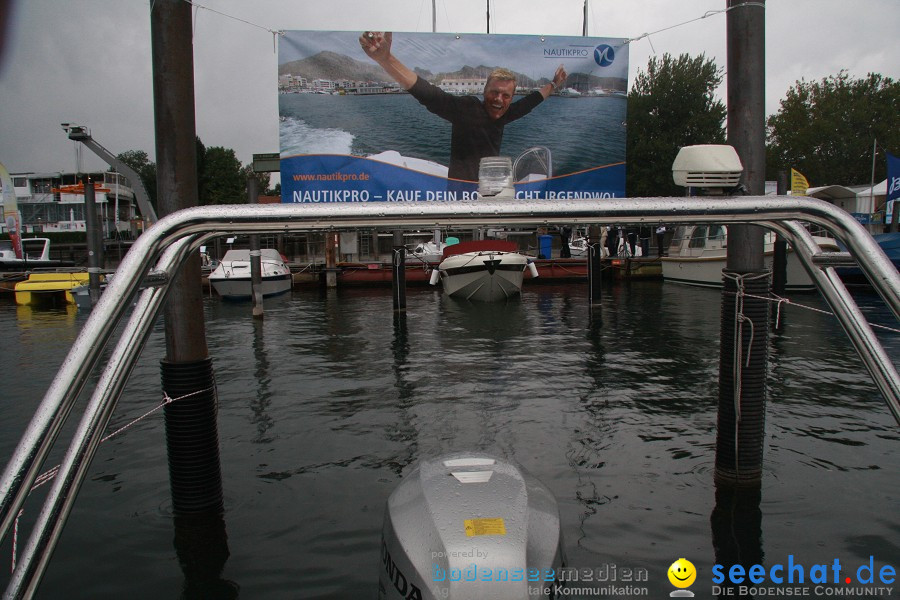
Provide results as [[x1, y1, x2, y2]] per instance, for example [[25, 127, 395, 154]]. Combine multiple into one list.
[[2, 197, 899, 599]]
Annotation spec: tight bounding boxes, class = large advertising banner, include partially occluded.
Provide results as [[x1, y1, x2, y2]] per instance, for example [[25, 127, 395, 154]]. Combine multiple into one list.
[[278, 31, 628, 203]]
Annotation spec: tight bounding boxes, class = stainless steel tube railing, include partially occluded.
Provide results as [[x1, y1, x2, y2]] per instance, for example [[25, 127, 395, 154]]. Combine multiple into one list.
[[2, 197, 898, 598]]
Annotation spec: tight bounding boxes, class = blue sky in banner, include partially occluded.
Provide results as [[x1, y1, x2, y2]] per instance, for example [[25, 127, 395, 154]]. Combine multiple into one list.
[[278, 31, 628, 203]]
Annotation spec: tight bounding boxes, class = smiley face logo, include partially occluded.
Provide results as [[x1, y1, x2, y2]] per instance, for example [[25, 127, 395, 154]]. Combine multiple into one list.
[[668, 558, 697, 588]]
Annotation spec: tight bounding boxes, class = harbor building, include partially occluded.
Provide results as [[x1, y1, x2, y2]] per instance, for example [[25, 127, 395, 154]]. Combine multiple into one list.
[[2, 170, 141, 239]]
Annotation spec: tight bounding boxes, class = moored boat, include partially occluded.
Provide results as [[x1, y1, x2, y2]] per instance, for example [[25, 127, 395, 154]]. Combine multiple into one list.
[[835, 232, 900, 285], [660, 225, 841, 292], [0, 238, 74, 272], [208, 248, 292, 299], [432, 240, 536, 302], [14, 271, 91, 306]]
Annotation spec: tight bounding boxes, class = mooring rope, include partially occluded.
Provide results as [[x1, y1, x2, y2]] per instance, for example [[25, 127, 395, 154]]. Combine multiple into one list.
[[727, 290, 900, 336], [10, 387, 214, 574], [723, 271, 769, 478]]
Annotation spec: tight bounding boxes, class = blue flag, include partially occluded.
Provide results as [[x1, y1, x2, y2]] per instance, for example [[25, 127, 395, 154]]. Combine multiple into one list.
[[887, 153, 900, 225]]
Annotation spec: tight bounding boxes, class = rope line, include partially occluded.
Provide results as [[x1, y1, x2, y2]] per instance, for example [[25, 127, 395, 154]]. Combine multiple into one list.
[[10, 386, 214, 575], [144, 0, 762, 56], [722, 271, 769, 478], [729, 291, 900, 335], [181, 0, 283, 36], [622, 2, 766, 47]]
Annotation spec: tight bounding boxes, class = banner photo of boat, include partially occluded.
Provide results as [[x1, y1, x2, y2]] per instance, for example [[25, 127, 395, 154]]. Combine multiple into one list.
[[278, 30, 628, 202]]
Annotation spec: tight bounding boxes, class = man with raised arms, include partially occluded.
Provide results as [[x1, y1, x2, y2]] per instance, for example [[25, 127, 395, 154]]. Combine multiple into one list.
[[359, 31, 567, 182]]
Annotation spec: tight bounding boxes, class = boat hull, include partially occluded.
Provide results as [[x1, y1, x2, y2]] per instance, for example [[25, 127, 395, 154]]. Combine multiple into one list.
[[209, 274, 292, 299], [208, 248, 293, 299], [438, 251, 527, 302], [14, 272, 91, 305], [661, 228, 839, 292], [661, 250, 822, 292], [835, 232, 900, 285]]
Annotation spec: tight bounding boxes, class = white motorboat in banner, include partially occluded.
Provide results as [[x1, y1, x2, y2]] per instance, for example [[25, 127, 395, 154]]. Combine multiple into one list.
[[208, 248, 292, 299], [660, 225, 841, 292], [431, 240, 537, 302]]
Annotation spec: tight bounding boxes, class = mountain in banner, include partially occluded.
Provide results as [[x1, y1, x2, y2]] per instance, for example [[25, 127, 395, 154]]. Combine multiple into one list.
[[279, 51, 382, 82], [278, 50, 624, 92]]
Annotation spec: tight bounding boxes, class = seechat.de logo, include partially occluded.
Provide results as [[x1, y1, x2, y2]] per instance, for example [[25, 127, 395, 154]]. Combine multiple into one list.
[[594, 44, 615, 67]]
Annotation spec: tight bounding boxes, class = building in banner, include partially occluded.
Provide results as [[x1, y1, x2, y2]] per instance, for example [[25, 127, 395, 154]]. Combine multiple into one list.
[[438, 77, 488, 95], [1, 170, 141, 238]]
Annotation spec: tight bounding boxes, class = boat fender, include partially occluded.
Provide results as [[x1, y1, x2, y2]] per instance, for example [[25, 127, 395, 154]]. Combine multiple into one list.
[[527, 260, 539, 279], [428, 268, 440, 286]]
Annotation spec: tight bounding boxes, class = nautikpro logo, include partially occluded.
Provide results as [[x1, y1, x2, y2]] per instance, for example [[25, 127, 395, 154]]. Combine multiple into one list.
[[668, 558, 697, 597], [594, 44, 615, 67]]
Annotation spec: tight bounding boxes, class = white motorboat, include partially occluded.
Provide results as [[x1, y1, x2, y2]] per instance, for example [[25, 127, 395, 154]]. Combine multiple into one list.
[[432, 240, 537, 302], [0, 238, 74, 271], [660, 224, 840, 292], [567, 236, 589, 257], [410, 237, 460, 264], [208, 248, 292, 299]]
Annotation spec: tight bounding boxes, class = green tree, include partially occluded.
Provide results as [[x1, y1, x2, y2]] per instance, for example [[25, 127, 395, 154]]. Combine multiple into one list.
[[115, 149, 157, 210], [198, 145, 246, 205], [626, 53, 726, 197], [766, 72, 900, 186]]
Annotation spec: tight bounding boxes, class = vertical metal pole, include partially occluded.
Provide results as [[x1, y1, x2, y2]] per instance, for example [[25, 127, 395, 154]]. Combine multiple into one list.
[[716, 0, 768, 487], [587, 225, 602, 307], [772, 172, 788, 297], [248, 178, 263, 319], [582, 0, 588, 36], [392, 230, 407, 312], [725, 0, 767, 265], [151, 0, 223, 514], [869, 138, 877, 228], [325, 232, 338, 287], [81, 174, 102, 306]]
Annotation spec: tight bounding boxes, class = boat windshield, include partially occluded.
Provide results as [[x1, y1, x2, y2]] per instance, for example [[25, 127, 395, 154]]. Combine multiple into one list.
[[688, 226, 708, 249]]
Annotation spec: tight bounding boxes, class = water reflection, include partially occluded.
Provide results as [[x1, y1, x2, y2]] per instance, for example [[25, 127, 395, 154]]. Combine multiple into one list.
[[173, 511, 238, 599], [250, 319, 274, 444], [710, 483, 763, 598]]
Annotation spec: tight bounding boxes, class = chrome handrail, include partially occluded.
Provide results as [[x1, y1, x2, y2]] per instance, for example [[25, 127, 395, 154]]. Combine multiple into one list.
[[2, 196, 898, 599]]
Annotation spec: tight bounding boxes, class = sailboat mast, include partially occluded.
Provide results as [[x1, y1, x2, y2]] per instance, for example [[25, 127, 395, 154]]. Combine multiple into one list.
[[870, 138, 877, 215], [583, 0, 588, 36], [432, 0, 436, 33]]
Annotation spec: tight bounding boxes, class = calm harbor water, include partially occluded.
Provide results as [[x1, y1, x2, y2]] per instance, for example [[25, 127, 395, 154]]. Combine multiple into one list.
[[0, 280, 897, 599]]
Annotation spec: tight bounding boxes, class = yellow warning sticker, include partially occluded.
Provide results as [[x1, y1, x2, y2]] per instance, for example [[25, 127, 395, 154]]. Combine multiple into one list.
[[464, 518, 506, 537]]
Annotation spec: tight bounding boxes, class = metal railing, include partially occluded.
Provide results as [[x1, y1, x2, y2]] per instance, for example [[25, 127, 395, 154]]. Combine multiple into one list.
[[2, 196, 899, 598]]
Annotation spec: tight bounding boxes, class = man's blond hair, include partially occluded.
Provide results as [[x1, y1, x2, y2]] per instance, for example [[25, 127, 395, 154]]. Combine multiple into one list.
[[485, 68, 516, 90]]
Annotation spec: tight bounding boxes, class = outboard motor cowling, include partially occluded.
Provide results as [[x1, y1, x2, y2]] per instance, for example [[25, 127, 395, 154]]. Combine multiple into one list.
[[378, 452, 565, 600]]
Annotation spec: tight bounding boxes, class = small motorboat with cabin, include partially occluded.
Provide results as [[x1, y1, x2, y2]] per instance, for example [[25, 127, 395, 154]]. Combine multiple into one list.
[[431, 240, 537, 302], [410, 237, 459, 264], [0, 238, 74, 271], [660, 224, 841, 292], [208, 248, 292, 299]]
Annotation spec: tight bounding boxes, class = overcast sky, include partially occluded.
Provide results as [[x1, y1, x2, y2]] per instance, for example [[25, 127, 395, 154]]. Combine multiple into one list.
[[0, 0, 896, 175]]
